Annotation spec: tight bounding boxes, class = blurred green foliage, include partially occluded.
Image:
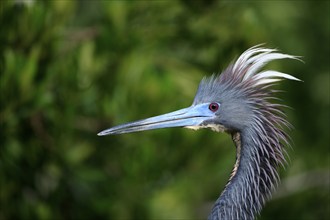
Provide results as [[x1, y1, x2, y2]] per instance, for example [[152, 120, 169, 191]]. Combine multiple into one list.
[[0, 1, 329, 219]]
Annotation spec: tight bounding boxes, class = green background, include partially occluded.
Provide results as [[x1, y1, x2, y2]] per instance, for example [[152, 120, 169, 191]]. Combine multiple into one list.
[[1, 1, 329, 219]]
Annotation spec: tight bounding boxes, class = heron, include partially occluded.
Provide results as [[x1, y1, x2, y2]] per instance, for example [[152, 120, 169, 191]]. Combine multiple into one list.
[[98, 45, 300, 220]]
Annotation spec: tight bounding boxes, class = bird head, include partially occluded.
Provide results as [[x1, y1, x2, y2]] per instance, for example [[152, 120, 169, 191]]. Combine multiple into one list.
[[98, 45, 300, 136]]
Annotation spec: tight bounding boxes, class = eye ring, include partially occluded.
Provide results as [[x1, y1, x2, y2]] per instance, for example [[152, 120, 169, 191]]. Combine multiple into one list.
[[209, 102, 219, 112]]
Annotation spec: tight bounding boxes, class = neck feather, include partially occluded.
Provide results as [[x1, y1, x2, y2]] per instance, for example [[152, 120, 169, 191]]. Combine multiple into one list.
[[209, 127, 285, 220]]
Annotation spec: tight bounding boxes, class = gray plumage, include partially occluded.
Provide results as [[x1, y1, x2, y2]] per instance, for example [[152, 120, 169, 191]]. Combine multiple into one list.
[[98, 45, 300, 220]]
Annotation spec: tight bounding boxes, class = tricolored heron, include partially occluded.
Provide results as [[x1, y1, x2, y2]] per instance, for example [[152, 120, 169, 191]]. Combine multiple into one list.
[[98, 45, 300, 220]]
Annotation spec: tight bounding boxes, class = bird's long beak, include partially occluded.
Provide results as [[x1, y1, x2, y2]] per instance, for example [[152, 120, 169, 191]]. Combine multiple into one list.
[[98, 104, 214, 136]]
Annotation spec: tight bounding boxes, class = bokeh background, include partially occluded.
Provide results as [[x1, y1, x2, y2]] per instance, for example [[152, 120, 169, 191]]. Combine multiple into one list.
[[1, 1, 329, 219]]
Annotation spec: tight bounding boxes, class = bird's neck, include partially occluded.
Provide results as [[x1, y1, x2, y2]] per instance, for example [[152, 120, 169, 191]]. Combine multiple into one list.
[[209, 129, 280, 220]]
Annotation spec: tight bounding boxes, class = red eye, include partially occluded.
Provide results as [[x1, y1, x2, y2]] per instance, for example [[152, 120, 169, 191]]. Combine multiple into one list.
[[209, 102, 219, 112]]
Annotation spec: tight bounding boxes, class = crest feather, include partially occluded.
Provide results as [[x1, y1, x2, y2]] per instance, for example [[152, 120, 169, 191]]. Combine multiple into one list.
[[231, 45, 301, 86]]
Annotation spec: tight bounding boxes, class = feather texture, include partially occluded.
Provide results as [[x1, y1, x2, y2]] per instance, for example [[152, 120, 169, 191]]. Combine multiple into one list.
[[232, 45, 301, 85], [205, 46, 300, 220]]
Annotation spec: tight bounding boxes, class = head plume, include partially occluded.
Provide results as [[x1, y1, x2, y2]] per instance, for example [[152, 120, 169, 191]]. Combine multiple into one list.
[[194, 45, 300, 110], [195, 45, 301, 103]]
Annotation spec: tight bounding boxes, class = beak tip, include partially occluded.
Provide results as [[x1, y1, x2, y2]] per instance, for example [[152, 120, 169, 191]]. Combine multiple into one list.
[[97, 131, 106, 136]]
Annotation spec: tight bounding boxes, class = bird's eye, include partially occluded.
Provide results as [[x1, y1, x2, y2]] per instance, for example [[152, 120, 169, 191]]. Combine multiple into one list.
[[209, 102, 219, 112]]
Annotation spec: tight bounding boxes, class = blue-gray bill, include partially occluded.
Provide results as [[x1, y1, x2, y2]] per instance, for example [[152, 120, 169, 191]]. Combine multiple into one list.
[[97, 103, 215, 136]]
